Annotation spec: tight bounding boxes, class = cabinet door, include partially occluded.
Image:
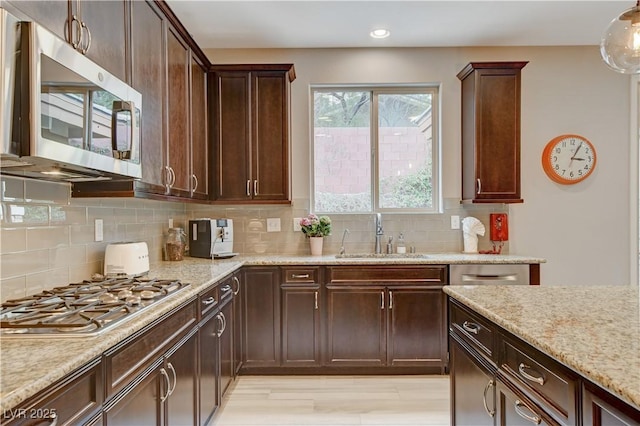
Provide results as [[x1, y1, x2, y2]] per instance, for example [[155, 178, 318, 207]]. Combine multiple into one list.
[[190, 55, 208, 199], [164, 331, 198, 426], [219, 300, 234, 399], [199, 312, 219, 426], [130, 0, 166, 194], [166, 25, 191, 196], [281, 285, 321, 366], [459, 62, 527, 203], [73, 0, 127, 82], [104, 361, 163, 426], [583, 383, 640, 425], [326, 286, 386, 366], [496, 379, 557, 426], [4, 1, 69, 41], [387, 287, 446, 369], [232, 275, 243, 376], [242, 268, 280, 367], [211, 71, 252, 201], [450, 337, 495, 426], [251, 71, 289, 201]]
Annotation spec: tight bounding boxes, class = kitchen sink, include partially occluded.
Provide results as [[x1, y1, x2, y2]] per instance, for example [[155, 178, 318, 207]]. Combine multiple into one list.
[[335, 253, 428, 259]]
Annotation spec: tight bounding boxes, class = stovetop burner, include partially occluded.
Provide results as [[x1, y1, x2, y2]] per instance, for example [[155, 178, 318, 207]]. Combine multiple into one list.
[[0, 277, 190, 338]]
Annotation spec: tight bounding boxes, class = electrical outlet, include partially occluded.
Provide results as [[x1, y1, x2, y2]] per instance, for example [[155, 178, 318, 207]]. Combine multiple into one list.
[[267, 218, 281, 232], [168, 218, 174, 228], [293, 218, 302, 232], [450, 215, 460, 230], [95, 219, 104, 242]]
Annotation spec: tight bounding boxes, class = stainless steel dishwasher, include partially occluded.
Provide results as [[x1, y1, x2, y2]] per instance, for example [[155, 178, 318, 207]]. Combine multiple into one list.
[[449, 264, 530, 285]]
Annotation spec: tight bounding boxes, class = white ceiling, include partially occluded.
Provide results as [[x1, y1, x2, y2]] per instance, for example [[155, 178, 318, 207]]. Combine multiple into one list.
[[165, 0, 631, 50]]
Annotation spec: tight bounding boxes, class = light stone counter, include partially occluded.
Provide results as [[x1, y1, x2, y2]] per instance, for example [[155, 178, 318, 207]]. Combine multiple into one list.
[[443, 285, 640, 411], [0, 252, 543, 413]]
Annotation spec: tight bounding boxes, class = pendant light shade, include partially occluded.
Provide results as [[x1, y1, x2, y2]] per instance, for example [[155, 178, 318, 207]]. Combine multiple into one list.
[[600, 1, 640, 74]]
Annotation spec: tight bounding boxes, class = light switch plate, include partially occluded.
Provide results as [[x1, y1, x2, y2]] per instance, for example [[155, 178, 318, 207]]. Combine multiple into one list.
[[450, 215, 460, 230], [267, 218, 281, 232], [293, 218, 302, 232]]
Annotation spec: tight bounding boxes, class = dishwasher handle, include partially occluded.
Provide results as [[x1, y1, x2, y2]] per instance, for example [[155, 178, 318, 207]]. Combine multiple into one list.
[[461, 273, 519, 283]]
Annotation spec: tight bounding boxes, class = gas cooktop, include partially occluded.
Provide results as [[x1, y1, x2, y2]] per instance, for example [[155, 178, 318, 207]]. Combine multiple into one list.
[[0, 277, 190, 338]]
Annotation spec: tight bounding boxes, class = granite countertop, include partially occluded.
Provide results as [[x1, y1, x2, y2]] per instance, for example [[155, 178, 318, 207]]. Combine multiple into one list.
[[443, 285, 640, 410], [0, 252, 543, 412]]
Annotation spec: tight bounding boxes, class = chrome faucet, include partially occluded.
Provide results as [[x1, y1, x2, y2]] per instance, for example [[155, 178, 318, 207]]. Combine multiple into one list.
[[339, 229, 350, 255], [375, 213, 384, 254]]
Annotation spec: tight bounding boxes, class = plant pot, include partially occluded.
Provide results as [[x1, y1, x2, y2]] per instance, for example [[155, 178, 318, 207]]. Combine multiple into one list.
[[309, 237, 323, 256]]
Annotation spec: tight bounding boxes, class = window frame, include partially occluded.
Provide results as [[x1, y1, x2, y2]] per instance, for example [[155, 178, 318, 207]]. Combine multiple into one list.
[[310, 84, 441, 215]]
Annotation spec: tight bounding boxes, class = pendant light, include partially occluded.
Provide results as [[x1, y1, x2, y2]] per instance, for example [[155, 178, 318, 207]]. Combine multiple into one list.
[[600, 1, 640, 74]]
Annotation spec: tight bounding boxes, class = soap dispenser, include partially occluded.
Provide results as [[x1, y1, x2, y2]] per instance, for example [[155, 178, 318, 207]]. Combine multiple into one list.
[[396, 233, 406, 254]]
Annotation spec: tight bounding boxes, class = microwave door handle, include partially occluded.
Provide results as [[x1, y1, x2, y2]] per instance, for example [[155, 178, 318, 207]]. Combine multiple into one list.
[[110, 100, 133, 160]]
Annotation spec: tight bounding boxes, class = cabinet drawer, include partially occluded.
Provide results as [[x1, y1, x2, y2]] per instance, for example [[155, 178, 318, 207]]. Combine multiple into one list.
[[500, 336, 577, 425], [199, 284, 219, 318], [327, 265, 447, 284], [282, 267, 319, 283], [450, 301, 495, 362], [105, 300, 197, 397]]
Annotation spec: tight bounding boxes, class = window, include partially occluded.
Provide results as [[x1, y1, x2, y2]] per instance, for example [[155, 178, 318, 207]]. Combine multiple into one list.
[[312, 86, 439, 214]]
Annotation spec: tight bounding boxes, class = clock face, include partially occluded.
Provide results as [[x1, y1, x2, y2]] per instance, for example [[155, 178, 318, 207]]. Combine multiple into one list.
[[542, 135, 597, 185]]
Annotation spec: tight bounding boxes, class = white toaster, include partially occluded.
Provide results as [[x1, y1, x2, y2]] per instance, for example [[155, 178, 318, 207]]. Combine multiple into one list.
[[104, 242, 150, 278]]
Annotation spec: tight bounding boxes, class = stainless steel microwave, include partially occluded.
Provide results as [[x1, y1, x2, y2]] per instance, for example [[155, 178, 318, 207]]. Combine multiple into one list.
[[0, 9, 142, 182]]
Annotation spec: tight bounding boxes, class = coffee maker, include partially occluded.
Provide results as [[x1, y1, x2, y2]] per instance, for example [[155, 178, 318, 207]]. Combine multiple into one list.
[[189, 218, 237, 258]]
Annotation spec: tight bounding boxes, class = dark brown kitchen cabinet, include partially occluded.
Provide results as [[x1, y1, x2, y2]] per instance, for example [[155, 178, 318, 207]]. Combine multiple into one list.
[[2, 358, 103, 426], [582, 382, 640, 425], [458, 61, 528, 203], [281, 267, 322, 367], [241, 267, 281, 369], [495, 378, 558, 426], [4, 0, 127, 82], [164, 329, 198, 426], [325, 265, 448, 371], [232, 274, 243, 376], [199, 310, 220, 426], [450, 336, 496, 426], [190, 54, 209, 200], [210, 64, 295, 204]]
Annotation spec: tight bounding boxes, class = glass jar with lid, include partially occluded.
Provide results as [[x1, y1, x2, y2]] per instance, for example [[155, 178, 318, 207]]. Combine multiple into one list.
[[164, 227, 186, 261]]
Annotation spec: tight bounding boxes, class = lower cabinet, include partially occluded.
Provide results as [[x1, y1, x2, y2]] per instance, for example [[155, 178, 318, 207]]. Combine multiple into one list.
[[495, 378, 558, 426], [232, 273, 243, 376], [242, 267, 281, 368], [450, 336, 496, 426], [105, 328, 198, 426], [218, 298, 234, 398], [582, 382, 640, 425], [199, 310, 220, 426]]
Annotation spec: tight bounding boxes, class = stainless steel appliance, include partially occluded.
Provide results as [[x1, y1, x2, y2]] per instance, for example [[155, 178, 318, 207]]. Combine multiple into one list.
[[0, 277, 190, 338], [189, 218, 237, 259], [449, 264, 530, 285], [0, 9, 142, 182]]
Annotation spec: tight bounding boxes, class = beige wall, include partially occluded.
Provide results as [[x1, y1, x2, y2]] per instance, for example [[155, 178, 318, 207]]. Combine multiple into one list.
[[206, 45, 633, 286]]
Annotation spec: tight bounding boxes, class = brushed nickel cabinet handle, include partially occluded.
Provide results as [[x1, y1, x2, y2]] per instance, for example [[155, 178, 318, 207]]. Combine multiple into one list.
[[476, 178, 482, 194], [70, 15, 83, 50], [389, 291, 393, 309], [167, 362, 177, 396], [291, 274, 310, 279], [518, 363, 546, 385], [462, 321, 480, 335], [160, 368, 171, 402], [314, 291, 318, 310], [192, 174, 198, 192], [246, 180, 251, 196], [514, 400, 542, 425], [202, 296, 216, 305], [482, 379, 495, 417], [254, 180, 258, 196], [232, 276, 240, 295], [80, 20, 91, 54], [216, 313, 224, 337], [381, 291, 384, 309]]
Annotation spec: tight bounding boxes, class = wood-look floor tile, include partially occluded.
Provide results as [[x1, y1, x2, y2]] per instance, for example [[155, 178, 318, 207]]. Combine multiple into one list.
[[213, 375, 450, 426]]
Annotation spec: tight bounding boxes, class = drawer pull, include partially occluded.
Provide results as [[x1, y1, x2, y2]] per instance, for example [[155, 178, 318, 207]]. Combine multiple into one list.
[[514, 400, 542, 425], [202, 296, 216, 305], [462, 321, 480, 334], [314, 291, 319, 310], [291, 273, 310, 279], [518, 363, 546, 385], [160, 368, 171, 402], [482, 379, 495, 418], [232, 276, 240, 295]]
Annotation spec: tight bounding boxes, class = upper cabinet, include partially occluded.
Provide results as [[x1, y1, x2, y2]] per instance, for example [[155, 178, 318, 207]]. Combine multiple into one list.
[[6, 0, 127, 82], [210, 64, 295, 204], [457, 61, 528, 204], [71, 0, 210, 202]]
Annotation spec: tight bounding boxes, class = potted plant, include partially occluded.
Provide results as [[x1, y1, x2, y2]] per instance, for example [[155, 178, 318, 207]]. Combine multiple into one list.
[[300, 214, 331, 255]]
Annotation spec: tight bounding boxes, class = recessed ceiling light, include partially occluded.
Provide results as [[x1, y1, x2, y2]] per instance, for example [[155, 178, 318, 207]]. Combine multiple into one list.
[[370, 29, 390, 39]]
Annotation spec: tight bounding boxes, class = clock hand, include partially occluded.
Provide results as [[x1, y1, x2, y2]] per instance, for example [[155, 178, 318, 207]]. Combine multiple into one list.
[[571, 157, 585, 161], [570, 142, 583, 160]]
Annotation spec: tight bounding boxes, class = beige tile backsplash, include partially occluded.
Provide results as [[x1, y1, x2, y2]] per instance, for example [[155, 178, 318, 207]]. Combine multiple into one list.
[[0, 176, 507, 302]]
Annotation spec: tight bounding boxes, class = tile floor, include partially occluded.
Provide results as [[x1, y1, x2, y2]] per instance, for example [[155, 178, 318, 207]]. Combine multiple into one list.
[[213, 375, 450, 426]]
